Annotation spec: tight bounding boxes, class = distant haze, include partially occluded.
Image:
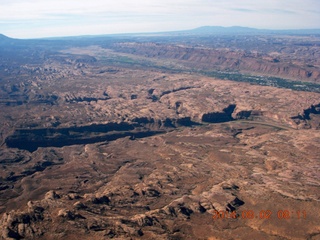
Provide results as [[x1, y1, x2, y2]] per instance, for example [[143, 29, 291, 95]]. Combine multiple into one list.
[[0, 0, 320, 38]]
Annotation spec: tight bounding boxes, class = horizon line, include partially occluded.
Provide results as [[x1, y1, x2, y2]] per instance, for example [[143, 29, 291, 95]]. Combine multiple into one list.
[[2, 25, 320, 40]]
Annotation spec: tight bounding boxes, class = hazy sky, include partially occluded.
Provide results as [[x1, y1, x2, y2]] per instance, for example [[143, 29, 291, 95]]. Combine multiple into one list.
[[1, 0, 320, 38]]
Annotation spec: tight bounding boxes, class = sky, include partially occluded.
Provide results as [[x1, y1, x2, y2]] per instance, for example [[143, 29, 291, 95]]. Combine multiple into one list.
[[0, 0, 320, 39]]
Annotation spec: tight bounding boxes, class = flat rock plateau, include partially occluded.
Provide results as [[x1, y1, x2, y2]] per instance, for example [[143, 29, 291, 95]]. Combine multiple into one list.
[[0, 30, 319, 240]]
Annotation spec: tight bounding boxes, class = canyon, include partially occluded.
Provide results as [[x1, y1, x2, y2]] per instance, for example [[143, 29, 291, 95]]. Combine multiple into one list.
[[0, 29, 319, 239]]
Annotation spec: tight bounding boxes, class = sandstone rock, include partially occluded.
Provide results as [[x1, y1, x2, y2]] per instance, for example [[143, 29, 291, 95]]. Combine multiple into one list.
[[0, 33, 319, 240], [57, 209, 74, 220], [74, 201, 86, 210], [45, 190, 60, 200]]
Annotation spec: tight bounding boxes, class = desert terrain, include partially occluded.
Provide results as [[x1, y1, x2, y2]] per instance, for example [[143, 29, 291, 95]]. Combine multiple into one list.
[[0, 29, 319, 239]]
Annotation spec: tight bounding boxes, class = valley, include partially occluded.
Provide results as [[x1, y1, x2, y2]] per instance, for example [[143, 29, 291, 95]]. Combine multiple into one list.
[[0, 29, 319, 239]]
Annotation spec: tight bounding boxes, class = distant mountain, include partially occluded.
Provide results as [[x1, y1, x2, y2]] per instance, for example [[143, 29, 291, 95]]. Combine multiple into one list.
[[112, 26, 320, 38], [185, 26, 320, 35], [0, 34, 15, 44], [0, 34, 11, 40], [2, 26, 320, 42], [188, 26, 260, 34]]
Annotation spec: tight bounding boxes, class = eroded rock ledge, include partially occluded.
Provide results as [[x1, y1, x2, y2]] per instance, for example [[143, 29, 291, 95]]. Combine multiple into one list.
[[291, 103, 320, 129], [4, 103, 246, 152]]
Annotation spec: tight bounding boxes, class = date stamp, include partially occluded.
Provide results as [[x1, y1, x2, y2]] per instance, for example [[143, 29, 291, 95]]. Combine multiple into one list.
[[212, 210, 307, 220]]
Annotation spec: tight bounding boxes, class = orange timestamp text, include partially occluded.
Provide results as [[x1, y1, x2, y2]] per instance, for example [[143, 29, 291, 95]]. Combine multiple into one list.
[[212, 210, 307, 220]]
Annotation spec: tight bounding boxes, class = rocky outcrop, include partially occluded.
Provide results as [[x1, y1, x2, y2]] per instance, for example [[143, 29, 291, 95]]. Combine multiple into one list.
[[0, 206, 45, 239], [235, 110, 252, 119], [301, 104, 320, 120], [234, 110, 264, 120], [159, 86, 195, 98], [291, 103, 320, 129], [0, 179, 247, 239], [202, 104, 236, 123], [65, 94, 110, 103]]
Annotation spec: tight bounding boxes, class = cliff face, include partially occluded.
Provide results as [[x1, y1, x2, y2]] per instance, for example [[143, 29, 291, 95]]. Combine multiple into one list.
[[202, 104, 236, 123], [291, 103, 320, 129], [113, 43, 320, 83], [4, 112, 232, 152]]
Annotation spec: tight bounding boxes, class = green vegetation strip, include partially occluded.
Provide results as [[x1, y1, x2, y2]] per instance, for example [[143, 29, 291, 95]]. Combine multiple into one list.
[[99, 54, 320, 93], [201, 71, 320, 93]]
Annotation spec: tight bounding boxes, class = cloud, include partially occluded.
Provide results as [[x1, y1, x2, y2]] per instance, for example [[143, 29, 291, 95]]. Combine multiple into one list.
[[231, 8, 256, 13], [0, 0, 319, 38]]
